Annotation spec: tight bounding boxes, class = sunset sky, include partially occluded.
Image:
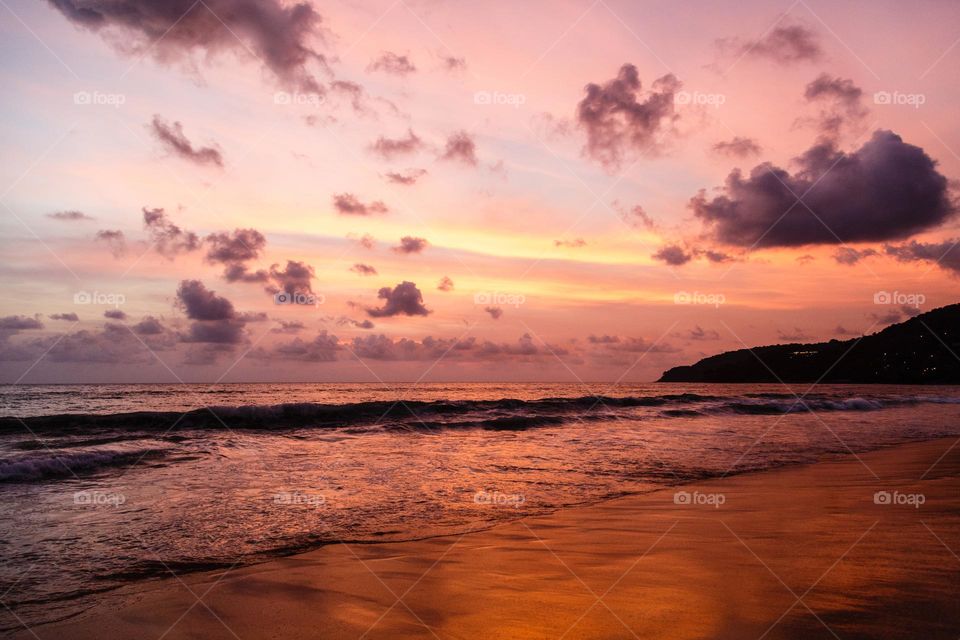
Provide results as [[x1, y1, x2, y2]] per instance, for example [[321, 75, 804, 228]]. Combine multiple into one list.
[[1, 0, 958, 382]]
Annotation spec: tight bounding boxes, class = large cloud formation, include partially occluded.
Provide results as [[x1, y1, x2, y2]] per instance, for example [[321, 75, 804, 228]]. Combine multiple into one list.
[[576, 64, 680, 170], [47, 0, 329, 91], [691, 130, 954, 248], [366, 281, 430, 318]]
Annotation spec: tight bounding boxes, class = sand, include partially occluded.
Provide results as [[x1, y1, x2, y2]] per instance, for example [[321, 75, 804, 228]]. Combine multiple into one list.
[[15, 437, 960, 639]]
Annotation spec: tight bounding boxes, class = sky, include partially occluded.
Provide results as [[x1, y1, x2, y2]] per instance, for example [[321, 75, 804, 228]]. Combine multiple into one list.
[[0, 0, 958, 383]]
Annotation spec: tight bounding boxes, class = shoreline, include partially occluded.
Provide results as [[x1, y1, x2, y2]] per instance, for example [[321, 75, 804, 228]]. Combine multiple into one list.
[[12, 435, 960, 639]]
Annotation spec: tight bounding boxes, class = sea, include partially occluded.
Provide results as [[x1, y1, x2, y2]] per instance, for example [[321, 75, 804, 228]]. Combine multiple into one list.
[[1, 382, 959, 631]]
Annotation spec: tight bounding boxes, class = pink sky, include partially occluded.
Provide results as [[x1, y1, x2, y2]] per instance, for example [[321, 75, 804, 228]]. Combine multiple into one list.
[[1, 0, 958, 382]]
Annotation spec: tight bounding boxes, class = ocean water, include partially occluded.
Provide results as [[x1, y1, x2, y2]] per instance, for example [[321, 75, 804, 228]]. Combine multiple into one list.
[[1, 382, 959, 630]]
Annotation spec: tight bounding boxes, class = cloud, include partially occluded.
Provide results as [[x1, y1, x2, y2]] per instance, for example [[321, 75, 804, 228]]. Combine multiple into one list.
[[691, 130, 955, 248], [47, 210, 93, 221], [777, 327, 814, 342], [47, 0, 330, 91], [332, 193, 389, 216], [176, 280, 247, 344], [268, 260, 316, 295], [133, 316, 166, 335], [712, 137, 762, 158], [868, 305, 920, 326], [352, 233, 376, 250], [554, 238, 587, 248], [587, 334, 679, 353], [441, 55, 466, 71], [367, 51, 416, 76], [884, 239, 960, 275], [49, 313, 79, 321], [484, 306, 503, 320], [613, 201, 657, 231], [833, 247, 877, 265], [369, 130, 423, 160], [271, 320, 305, 334], [439, 131, 478, 166], [205, 228, 269, 282], [717, 24, 822, 65], [834, 325, 859, 336], [796, 254, 815, 265], [150, 116, 224, 167], [576, 63, 680, 170], [677, 325, 720, 341], [393, 236, 428, 254], [350, 263, 378, 276], [366, 281, 430, 317], [95, 229, 126, 257], [652, 244, 692, 265], [104, 309, 127, 320], [260, 332, 340, 362], [383, 168, 427, 185], [143, 207, 201, 258], [0, 315, 44, 331], [802, 74, 868, 138], [437, 276, 454, 291]]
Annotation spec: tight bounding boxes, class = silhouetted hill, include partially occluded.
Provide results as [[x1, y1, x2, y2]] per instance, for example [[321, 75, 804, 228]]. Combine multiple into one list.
[[659, 303, 960, 384]]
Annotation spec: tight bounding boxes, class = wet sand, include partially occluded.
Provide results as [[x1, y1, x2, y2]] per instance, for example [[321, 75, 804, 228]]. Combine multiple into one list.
[[16, 437, 960, 639]]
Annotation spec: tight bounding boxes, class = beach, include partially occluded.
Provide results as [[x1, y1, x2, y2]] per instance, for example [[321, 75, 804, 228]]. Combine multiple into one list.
[[16, 435, 960, 640]]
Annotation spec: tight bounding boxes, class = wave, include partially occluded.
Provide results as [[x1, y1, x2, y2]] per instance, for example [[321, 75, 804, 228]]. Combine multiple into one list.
[[0, 446, 170, 482], [1, 392, 958, 435]]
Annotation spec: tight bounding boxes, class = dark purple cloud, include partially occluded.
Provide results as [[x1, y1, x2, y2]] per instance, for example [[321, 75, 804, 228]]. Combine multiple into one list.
[[49, 312, 79, 321], [439, 131, 478, 166], [884, 239, 960, 275], [369, 130, 423, 160], [576, 64, 680, 170], [393, 236, 428, 254], [803, 74, 868, 137], [143, 207, 200, 258], [691, 130, 955, 248], [652, 245, 692, 266], [269, 260, 316, 295], [104, 309, 127, 320], [350, 263, 378, 276], [271, 320, 305, 334], [484, 306, 503, 320], [332, 193, 389, 216], [0, 316, 44, 331], [47, 0, 329, 91], [47, 210, 93, 221], [718, 24, 822, 65], [833, 247, 878, 265], [95, 229, 126, 257], [176, 280, 247, 344], [383, 168, 427, 185], [712, 137, 762, 158], [777, 327, 814, 342], [133, 316, 166, 335], [677, 326, 720, 341], [206, 228, 266, 264], [367, 51, 416, 76], [150, 116, 223, 167], [366, 281, 430, 318]]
